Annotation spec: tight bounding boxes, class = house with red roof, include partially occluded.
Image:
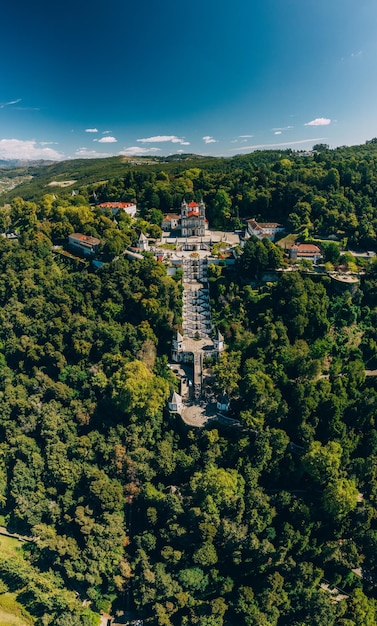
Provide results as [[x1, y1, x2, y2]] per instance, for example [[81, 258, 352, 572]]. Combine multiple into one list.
[[289, 243, 322, 263], [99, 202, 137, 218]]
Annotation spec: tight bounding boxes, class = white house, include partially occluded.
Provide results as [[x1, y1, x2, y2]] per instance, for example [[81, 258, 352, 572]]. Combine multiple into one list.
[[247, 219, 284, 241], [99, 202, 137, 218]]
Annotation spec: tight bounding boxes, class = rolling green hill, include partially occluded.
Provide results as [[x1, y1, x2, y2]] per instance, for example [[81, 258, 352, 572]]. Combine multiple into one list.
[[1, 140, 377, 208], [0, 153, 218, 203]]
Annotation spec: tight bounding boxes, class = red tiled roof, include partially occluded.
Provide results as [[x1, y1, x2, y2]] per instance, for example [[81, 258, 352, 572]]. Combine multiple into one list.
[[188, 201, 199, 208], [163, 213, 180, 221], [99, 202, 136, 209], [69, 233, 101, 245], [187, 211, 199, 217], [292, 243, 321, 253]]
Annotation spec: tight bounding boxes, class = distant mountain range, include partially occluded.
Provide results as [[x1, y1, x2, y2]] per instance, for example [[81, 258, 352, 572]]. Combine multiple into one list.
[[0, 159, 55, 169], [0, 153, 209, 170]]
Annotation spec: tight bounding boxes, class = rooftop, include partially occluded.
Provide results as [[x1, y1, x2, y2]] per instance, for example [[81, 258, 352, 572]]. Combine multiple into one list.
[[291, 243, 321, 253], [163, 213, 180, 220], [170, 391, 182, 404], [99, 202, 136, 209], [69, 233, 101, 245], [247, 218, 282, 228]]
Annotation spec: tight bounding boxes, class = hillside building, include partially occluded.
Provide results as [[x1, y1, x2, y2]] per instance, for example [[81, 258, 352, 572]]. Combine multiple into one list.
[[247, 218, 284, 241], [162, 213, 180, 231], [99, 202, 137, 218], [68, 233, 101, 256], [289, 243, 322, 263], [161, 200, 209, 236]]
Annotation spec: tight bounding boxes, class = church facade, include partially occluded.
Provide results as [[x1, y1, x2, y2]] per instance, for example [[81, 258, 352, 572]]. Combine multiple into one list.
[[180, 200, 207, 237]]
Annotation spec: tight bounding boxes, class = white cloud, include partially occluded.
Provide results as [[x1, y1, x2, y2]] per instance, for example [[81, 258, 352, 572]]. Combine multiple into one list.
[[40, 141, 59, 146], [274, 131, 282, 135], [233, 134, 254, 144], [119, 146, 161, 156], [202, 136, 217, 144], [102, 130, 112, 134], [238, 138, 326, 150], [272, 126, 293, 131], [0, 138, 64, 160], [85, 128, 98, 133], [304, 118, 331, 126], [137, 135, 188, 144], [0, 99, 22, 109], [97, 136, 117, 143], [75, 148, 113, 158]]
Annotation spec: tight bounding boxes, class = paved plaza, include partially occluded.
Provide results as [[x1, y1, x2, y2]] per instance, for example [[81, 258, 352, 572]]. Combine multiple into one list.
[[161, 228, 240, 244], [155, 228, 240, 261]]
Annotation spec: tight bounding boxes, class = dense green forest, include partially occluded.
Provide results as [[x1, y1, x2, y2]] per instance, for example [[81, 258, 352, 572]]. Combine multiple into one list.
[[3, 140, 377, 249], [1, 143, 377, 624], [0, 231, 182, 624]]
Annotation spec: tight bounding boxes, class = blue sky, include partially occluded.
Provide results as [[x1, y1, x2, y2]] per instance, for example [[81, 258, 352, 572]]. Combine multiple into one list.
[[1, 0, 377, 160]]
